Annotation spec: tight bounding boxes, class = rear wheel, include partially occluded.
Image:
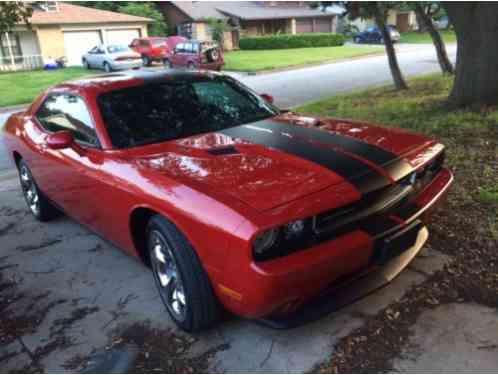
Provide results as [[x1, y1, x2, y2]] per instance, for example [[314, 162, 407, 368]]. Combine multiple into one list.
[[354, 36, 361, 44], [18, 160, 59, 222], [147, 215, 219, 332], [163, 58, 172, 69], [187, 62, 195, 70]]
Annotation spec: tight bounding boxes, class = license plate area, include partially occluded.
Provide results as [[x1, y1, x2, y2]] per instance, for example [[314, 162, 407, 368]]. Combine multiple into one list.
[[374, 220, 422, 264]]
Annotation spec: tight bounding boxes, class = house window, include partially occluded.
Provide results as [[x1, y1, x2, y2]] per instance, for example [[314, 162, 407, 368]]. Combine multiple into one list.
[[0, 33, 23, 63], [40, 1, 59, 12]]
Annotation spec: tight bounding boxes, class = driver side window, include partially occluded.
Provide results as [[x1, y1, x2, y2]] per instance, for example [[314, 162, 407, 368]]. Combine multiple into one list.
[[36, 94, 100, 147]]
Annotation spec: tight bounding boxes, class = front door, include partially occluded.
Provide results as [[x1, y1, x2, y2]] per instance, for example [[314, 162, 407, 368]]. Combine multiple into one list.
[[32, 93, 106, 231]]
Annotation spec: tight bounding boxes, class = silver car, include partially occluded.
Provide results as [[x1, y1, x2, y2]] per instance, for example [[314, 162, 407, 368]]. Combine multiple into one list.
[[82, 44, 142, 72]]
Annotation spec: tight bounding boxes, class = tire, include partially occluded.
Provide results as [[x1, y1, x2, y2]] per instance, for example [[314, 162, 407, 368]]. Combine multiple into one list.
[[163, 59, 172, 69], [83, 59, 90, 69], [142, 55, 151, 67], [187, 62, 195, 70], [147, 215, 219, 332], [206, 48, 219, 63], [103, 62, 112, 73], [354, 37, 361, 44], [379, 37, 384, 44], [18, 160, 59, 222]]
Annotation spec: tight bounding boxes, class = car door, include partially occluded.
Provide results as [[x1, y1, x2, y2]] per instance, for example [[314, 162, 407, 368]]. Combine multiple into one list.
[[170, 43, 183, 67], [85, 46, 99, 67], [33, 93, 107, 231]]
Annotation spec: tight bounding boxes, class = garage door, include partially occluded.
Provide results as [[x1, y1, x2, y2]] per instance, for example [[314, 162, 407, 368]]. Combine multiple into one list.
[[63, 30, 102, 66], [315, 18, 332, 33], [106, 29, 140, 46], [296, 19, 313, 33]]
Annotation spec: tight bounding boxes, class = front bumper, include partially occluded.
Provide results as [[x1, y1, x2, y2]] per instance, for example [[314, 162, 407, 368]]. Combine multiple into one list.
[[259, 224, 428, 328], [224, 168, 453, 321]]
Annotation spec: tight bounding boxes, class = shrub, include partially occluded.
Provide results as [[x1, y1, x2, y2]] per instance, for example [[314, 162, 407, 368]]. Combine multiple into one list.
[[239, 33, 345, 50]]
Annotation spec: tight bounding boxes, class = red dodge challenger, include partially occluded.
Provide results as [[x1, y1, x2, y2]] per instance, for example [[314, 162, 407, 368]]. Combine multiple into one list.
[[3, 70, 453, 331]]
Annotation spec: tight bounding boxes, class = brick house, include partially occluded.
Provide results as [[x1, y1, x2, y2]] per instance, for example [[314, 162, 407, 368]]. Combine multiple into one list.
[[1, 1, 151, 70], [159, 1, 341, 50]]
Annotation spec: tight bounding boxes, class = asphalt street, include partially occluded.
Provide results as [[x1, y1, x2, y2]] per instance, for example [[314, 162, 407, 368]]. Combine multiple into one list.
[[0, 43, 456, 172]]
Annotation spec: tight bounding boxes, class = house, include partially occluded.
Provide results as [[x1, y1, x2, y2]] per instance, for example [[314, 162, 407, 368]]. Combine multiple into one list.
[[348, 10, 418, 33], [159, 1, 341, 50], [0, 1, 151, 70]]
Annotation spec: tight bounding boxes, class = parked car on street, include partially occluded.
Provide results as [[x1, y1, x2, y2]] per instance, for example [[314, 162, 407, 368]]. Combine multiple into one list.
[[3, 70, 452, 332], [433, 16, 449, 30], [354, 25, 401, 44], [130, 36, 187, 66], [165, 40, 224, 71], [82, 44, 142, 72]]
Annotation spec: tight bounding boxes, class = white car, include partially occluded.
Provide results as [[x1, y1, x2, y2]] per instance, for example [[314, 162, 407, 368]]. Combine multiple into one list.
[[82, 44, 142, 72]]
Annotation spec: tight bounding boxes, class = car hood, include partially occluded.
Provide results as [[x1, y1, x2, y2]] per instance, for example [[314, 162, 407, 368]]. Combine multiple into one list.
[[132, 113, 435, 212]]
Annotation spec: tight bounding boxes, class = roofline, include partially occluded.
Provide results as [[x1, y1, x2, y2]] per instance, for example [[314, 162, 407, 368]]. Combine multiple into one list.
[[29, 19, 152, 25], [169, 2, 195, 21]]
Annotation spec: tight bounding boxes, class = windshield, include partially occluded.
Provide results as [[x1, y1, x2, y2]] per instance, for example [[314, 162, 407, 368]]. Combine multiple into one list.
[[107, 45, 130, 54], [97, 76, 279, 148]]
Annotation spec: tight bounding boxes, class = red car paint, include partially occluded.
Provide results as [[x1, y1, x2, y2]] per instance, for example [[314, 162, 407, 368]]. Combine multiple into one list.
[[130, 36, 187, 65], [3, 71, 453, 320]]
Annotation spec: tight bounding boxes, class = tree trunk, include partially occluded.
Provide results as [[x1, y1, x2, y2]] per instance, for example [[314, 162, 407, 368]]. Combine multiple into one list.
[[415, 4, 454, 75], [415, 7, 427, 32], [444, 2, 498, 107], [374, 8, 408, 90]]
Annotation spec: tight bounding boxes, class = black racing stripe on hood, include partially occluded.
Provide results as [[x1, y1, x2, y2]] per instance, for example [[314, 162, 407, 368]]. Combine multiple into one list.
[[220, 121, 392, 194]]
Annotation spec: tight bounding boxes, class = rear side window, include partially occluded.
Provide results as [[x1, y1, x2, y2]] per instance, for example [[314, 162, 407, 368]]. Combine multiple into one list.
[[36, 94, 100, 147], [139, 40, 149, 47]]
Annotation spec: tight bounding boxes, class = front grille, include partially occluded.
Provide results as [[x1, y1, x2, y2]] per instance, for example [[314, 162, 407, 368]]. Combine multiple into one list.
[[313, 152, 445, 235]]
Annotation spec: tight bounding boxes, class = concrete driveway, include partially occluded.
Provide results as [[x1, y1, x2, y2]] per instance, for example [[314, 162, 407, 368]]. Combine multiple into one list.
[[4, 43, 495, 373]]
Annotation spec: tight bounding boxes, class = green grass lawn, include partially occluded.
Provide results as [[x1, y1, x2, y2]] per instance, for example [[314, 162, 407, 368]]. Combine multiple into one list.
[[399, 30, 456, 44], [223, 45, 384, 72], [0, 67, 90, 107]]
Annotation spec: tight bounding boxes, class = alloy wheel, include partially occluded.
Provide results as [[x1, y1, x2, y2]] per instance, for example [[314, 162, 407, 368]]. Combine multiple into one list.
[[150, 230, 187, 321], [19, 165, 40, 216]]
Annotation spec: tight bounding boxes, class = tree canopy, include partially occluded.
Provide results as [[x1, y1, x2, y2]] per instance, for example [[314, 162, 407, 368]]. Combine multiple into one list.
[[0, 1, 32, 35]]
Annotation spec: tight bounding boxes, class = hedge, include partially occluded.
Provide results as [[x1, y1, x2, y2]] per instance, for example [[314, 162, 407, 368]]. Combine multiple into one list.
[[239, 33, 345, 50]]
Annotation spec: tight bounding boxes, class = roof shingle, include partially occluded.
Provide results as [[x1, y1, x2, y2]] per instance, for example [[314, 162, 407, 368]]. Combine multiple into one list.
[[28, 3, 152, 25]]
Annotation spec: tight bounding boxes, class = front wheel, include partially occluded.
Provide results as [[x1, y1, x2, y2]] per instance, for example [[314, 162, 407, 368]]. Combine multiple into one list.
[[142, 55, 151, 67], [163, 59, 172, 69], [147, 215, 219, 332], [83, 59, 90, 69], [18, 160, 59, 222], [103, 62, 112, 73], [187, 62, 195, 70], [354, 36, 361, 44]]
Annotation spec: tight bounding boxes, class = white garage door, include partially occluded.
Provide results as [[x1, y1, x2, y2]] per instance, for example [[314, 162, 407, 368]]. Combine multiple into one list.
[[63, 30, 102, 66], [106, 29, 140, 46]]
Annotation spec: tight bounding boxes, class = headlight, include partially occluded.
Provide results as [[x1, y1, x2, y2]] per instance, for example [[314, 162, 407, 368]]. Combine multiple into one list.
[[253, 228, 279, 256], [252, 218, 313, 261]]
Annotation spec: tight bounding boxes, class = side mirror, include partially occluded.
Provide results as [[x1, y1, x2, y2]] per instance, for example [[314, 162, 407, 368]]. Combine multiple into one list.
[[46, 131, 74, 150], [260, 93, 274, 104]]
